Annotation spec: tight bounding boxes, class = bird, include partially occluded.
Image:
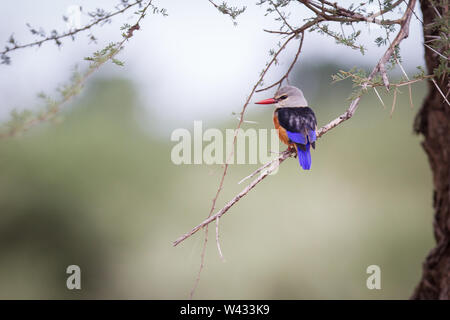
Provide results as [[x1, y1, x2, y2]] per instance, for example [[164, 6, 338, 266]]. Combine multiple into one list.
[[255, 85, 317, 170]]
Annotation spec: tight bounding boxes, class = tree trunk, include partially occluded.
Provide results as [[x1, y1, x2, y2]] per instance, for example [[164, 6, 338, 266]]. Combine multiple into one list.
[[412, 0, 450, 300]]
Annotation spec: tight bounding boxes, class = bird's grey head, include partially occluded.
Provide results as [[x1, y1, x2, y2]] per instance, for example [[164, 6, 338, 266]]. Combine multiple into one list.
[[275, 85, 308, 107]]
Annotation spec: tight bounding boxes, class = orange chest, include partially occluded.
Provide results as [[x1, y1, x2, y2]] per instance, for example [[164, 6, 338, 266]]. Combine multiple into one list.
[[273, 110, 291, 146]]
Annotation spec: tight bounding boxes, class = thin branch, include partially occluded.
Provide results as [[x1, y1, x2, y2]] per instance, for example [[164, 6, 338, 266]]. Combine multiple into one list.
[[402, 0, 424, 24], [371, 75, 434, 88], [0, 0, 145, 58], [269, 0, 295, 33], [368, 0, 404, 20], [263, 29, 291, 35], [256, 31, 305, 93]]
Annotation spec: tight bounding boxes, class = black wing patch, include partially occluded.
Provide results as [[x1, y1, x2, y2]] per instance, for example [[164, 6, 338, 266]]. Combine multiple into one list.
[[276, 107, 317, 149]]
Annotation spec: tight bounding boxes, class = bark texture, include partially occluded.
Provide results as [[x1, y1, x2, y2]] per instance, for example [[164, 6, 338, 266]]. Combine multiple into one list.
[[412, 0, 450, 300]]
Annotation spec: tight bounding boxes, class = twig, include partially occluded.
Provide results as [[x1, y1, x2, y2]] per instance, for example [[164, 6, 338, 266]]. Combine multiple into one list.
[[367, 0, 404, 20], [263, 29, 291, 35], [256, 32, 305, 93], [269, 0, 295, 33], [370, 75, 434, 88]]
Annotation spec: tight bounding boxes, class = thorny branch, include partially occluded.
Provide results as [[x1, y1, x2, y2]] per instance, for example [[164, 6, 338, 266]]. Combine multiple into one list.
[[175, 0, 418, 298]]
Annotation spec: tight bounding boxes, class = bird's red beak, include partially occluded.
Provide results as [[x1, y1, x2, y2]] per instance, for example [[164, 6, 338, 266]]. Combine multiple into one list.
[[255, 98, 277, 105]]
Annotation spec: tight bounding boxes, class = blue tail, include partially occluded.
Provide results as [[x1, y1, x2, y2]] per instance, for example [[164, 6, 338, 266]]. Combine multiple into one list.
[[297, 143, 311, 170]]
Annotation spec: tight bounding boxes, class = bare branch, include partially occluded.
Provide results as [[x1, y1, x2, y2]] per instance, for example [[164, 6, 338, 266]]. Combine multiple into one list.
[[269, 0, 295, 33], [256, 32, 305, 93]]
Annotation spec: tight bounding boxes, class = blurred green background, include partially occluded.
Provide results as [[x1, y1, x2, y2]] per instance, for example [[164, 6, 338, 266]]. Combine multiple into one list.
[[0, 64, 434, 299]]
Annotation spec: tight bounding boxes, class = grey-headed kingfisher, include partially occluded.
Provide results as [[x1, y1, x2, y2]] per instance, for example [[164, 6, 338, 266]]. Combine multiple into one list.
[[255, 85, 317, 170]]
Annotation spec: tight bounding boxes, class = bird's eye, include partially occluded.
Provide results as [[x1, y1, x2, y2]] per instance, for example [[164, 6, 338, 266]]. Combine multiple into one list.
[[279, 95, 288, 100]]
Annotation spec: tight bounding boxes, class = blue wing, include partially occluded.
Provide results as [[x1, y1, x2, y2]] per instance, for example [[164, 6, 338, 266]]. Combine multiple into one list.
[[308, 129, 316, 143], [287, 129, 316, 145], [286, 130, 307, 144]]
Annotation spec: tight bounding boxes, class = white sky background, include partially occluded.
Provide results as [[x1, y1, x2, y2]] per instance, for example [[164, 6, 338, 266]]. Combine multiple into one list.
[[0, 0, 425, 133]]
